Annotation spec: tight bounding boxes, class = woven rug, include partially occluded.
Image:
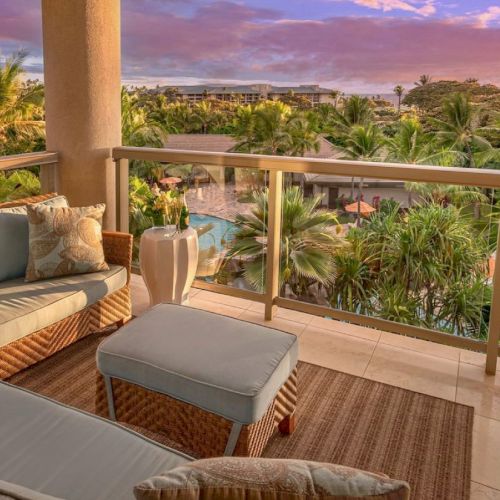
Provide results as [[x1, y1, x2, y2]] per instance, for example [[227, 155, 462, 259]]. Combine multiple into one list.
[[7, 330, 473, 500]]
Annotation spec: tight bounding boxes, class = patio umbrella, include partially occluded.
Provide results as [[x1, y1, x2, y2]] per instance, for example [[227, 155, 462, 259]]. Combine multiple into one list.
[[344, 201, 376, 217], [159, 177, 183, 185]]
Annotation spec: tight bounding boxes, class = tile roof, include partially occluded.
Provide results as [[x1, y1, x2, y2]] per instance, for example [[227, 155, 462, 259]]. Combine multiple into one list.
[[163, 134, 335, 158]]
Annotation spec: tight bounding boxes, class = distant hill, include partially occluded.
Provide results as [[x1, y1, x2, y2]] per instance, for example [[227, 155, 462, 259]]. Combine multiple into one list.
[[403, 80, 500, 119]]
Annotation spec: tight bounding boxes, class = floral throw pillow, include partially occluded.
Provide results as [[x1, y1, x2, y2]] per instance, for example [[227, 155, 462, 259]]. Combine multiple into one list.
[[25, 203, 109, 282], [134, 457, 410, 500]]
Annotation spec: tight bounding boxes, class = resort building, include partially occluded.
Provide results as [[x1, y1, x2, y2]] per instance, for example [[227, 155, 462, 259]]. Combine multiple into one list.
[[157, 84, 336, 105]]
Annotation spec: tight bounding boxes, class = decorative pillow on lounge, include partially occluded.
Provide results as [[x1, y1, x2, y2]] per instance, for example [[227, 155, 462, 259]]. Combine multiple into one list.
[[25, 203, 109, 282], [0, 195, 69, 282], [133, 457, 410, 500]]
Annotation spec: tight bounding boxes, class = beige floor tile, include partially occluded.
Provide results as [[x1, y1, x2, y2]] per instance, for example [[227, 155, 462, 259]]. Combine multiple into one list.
[[188, 297, 245, 319], [299, 325, 377, 376], [379, 331, 460, 361], [472, 415, 500, 491], [471, 482, 500, 499], [275, 307, 314, 325], [238, 310, 307, 336], [194, 289, 253, 310], [456, 363, 500, 421], [248, 301, 265, 313], [364, 343, 459, 400], [460, 350, 500, 372], [309, 315, 381, 342]]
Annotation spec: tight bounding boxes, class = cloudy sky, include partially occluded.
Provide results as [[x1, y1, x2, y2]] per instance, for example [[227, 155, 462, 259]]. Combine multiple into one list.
[[1, 0, 499, 93]]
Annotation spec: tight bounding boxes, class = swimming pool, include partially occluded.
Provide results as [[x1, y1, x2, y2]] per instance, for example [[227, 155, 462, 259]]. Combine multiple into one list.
[[190, 213, 237, 252]]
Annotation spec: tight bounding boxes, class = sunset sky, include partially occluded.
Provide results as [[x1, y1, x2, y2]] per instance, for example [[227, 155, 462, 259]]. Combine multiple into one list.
[[1, 0, 499, 93]]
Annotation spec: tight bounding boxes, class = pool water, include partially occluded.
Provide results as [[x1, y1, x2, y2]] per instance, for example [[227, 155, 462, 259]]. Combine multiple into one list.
[[190, 213, 237, 252]]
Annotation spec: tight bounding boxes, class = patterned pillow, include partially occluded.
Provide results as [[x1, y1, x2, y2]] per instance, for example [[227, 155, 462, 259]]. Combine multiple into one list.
[[133, 457, 410, 499], [25, 204, 109, 282], [0, 196, 69, 282]]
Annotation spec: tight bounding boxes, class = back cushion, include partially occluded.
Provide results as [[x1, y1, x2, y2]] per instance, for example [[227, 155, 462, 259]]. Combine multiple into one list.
[[0, 196, 69, 281]]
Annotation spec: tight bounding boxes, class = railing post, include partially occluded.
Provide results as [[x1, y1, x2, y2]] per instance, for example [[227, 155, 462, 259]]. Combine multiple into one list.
[[39, 162, 58, 194], [486, 226, 500, 374], [114, 158, 129, 233], [264, 170, 283, 320]]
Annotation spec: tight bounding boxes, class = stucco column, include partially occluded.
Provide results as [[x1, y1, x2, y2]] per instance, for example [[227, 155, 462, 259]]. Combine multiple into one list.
[[42, 0, 121, 229]]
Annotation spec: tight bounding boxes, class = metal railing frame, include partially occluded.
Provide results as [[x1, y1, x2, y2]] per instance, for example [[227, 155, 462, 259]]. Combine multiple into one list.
[[0, 151, 58, 193], [112, 146, 500, 374]]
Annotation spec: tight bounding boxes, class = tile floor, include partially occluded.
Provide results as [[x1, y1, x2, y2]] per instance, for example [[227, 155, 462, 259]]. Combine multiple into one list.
[[131, 274, 500, 499]]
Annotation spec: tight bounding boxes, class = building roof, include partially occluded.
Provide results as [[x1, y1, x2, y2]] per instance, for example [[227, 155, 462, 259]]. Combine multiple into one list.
[[158, 84, 334, 96], [163, 134, 336, 158]]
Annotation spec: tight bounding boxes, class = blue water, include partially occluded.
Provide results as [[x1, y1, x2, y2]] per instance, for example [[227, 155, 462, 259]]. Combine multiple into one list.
[[190, 214, 237, 252]]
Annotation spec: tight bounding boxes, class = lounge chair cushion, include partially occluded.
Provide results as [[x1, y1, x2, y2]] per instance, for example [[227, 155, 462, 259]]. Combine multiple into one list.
[[0, 196, 68, 282], [0, 264, 127, 348], [97, 303, 298, 424], [0, 480, 64, 500], [0, 383, 191, 500], [134, 457, 411, 500]]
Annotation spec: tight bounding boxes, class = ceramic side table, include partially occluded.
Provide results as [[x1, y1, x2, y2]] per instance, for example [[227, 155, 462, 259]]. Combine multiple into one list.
[[139, 226, 199, 306]]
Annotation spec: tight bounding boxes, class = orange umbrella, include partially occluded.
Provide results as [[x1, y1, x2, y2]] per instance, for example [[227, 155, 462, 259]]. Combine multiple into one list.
[[344, 201, 376, 217], [159, 177, 182, 185]]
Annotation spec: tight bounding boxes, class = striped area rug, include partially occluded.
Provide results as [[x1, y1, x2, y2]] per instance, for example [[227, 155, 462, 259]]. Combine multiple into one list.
[[8, 330, 473, 500]]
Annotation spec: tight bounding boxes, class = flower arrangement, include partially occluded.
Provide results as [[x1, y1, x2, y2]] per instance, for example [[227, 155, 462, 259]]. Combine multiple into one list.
[[150, 182, 189, 230]]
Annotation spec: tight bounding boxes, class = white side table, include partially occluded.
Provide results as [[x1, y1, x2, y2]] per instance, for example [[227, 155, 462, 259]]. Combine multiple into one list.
[[139, 226, 199, 306]]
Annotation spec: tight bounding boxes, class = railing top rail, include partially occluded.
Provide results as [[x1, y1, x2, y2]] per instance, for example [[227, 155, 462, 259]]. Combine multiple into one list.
[[112, 146, 500, 189], [0, 151, 59, 172]]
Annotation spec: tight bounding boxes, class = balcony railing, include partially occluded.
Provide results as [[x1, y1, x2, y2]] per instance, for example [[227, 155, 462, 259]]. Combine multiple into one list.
[[113, 146, 500, 375], [2, 149, 498, 374], [0, 151, 58, 194]]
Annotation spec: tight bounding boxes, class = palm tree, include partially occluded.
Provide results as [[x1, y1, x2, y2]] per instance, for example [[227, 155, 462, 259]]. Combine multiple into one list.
[[338, 124, 385, 221], [191, 100, 218, 134], [0, 51, 45, 155], [393, 85, 405, 114], [339, 124, 384, 161], [432, 93, 493, 167], [232, 101, 319, 157], [331, 95, 373, 136], [287, 115, 320, 157], [329, 90, 342, 109], [121, 88, 166, 148], [226, 186, 340, 297], [414, 75, 432, 87], [121, 88, 167, 182], [404, 182, 487, 208], [233, 101, 293, 155]]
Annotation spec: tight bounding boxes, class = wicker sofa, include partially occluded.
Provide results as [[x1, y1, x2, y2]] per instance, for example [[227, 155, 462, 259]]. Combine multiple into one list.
[[0, 193, 132, 379]]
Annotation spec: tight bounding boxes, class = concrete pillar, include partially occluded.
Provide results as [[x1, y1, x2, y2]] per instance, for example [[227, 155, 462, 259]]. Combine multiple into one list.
[[42, 0, 121, 229]]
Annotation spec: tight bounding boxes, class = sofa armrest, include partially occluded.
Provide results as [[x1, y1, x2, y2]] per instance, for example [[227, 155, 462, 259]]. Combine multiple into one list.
[[102, 231, 133, 283]]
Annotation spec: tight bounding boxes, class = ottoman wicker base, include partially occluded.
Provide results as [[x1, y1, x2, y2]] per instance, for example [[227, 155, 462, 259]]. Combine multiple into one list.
[[95, 368, 297, 459]]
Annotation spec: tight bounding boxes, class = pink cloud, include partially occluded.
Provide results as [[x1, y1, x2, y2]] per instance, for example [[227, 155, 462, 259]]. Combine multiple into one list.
[[0, 0, 41, 46], [121, 3, 500, 88], [351, 0, 436, 16], [476, 6, 500, 28], [1, 0, 499, 91]]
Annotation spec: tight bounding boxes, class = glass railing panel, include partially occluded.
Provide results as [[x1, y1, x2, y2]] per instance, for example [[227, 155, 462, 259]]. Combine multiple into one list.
[[275, 173, 496, 341], [128, 160, 268, 291]]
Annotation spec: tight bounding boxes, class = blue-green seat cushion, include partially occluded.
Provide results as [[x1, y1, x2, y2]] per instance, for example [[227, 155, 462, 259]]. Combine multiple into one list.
[[0, 196, 68, 281]]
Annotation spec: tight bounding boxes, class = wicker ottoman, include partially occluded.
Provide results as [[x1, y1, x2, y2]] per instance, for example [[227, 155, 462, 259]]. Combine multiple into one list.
[[95, 303, 298, 458]]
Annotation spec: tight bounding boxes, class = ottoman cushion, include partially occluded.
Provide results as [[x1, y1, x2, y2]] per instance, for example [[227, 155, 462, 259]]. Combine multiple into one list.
[[96, 303, 298, 424]]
